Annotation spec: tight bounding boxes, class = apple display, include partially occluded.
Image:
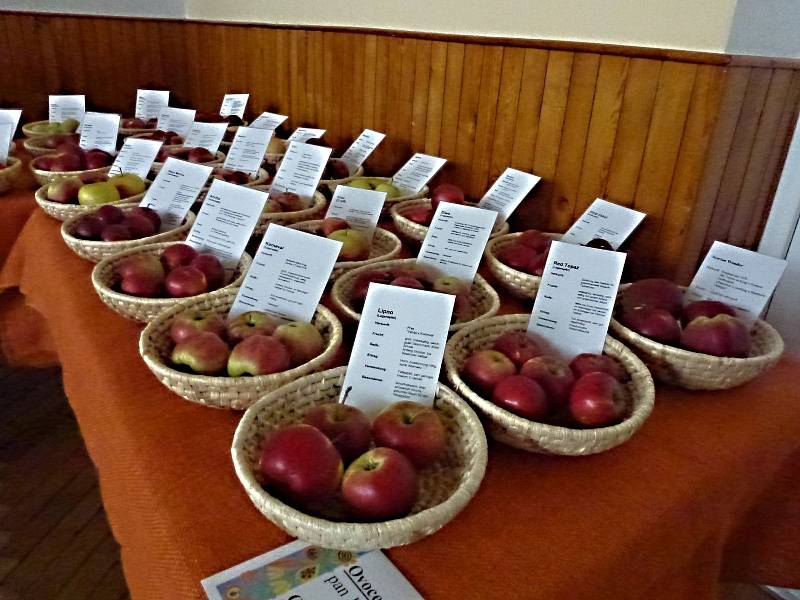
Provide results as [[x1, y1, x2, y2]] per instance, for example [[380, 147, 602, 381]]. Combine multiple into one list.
[[171, 331, 230, 375], [227, 335, 291, 376], [77, 182, 121, 206], [682, 300, 736, 326], [491, 375, 549, 420], [165, 266, 208, 298], [620, 278, 684, 318], [492, 331, 543, 368], [341, 447, 418, 521], [619, 306, 682, 345], [461, 349, 516, 393], [569, 353, 628, 382], [100, 224, 132, 242], [680, 314, 750, 358], [170, 311, 228, 344], [303, 403, 372, 463], [371, 402, 446, 468], [161, 244, 199, 271], [46, 176, 83, 203], [227, 311, 281, 344], [274, 321, 325, 366], [327, 228, 370, 261], [520, 355, 575, 406], [190, 254, 225, 290], [569, 372, 626, 427]]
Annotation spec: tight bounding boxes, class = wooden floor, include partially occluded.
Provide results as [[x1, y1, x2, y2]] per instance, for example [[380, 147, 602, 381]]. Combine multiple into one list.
[[0, 363, 792, 600]]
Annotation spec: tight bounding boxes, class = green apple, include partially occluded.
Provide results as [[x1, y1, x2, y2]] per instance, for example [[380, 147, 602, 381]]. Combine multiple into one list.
[[274, 321, 325, 366], [347, 178, 373, 190], [59, 118, 80, 133], [46, 176, 83, 203], [77, 181, 121, 206], [327, 228, 370, 261], [109, 173, 146, 198], [374, 182, 401, 199]]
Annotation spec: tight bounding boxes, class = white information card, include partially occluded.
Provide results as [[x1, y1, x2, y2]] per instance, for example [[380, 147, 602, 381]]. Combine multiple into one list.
[[250, 111, 288, 131], [391, 153, 447, 195], [219, 93, 249, 118], [270, 141, 332, 198], [185, 180, 267, 274], [528, 241, 626, 359], [324, 186, 386, 241], [134, 89, 169, 120], [78, 112, 120, 154], [287, 127, 326, 143], [109, 137, 163, 179], [340, 128, 386, 168], [686, 241, 787, 326], [229, 225, 341, 322], [223, 126, 273, 177], [340, 284, 454, 416], [0, 123, 13, 163], [139, 157, 213, 231], [478, 167, 541, 227], [201, 540, 423, 600], [48, 94, 85, 124], [0, 109, 22, 137], [417, 202, 496, 284], [183, 121, 227, 152], [156, 107, 195, 137], [561, 198, 646, 249]]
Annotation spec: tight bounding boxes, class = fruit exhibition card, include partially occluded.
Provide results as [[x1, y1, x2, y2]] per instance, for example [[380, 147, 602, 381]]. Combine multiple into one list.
[[0, 122, 13, 163], [139, 157, 213, 230], [561, 198, 646, 249], [478, 167, 541, 227], [220, 93, 249, 118], [201, 539, 422, 600], [287, 127, 326, 143], [134, 89, 169, 120], [78, 112, 120, 154], [340, 283, 455, 415], [224, 126, 274, 177], [109, 137, 163, 179], [229, 224, 341, 322], [686, 241, 788, 325], [324, 186, 386, 241], [417, 202, 497, 284], [183, 121, 228, 153], [0, 109, 22, 137], [339, 129, 386, 168], [528, 241, 626, 359], [270, 142, 332, 199], [156, 106, 195, 137], [391, 153, 447, 195], [48, 94, 84, 124], [250, 111, 288, 131]]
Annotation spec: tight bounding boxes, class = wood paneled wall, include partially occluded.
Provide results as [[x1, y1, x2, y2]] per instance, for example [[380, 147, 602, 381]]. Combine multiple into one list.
[[1, 12, 799, 281]]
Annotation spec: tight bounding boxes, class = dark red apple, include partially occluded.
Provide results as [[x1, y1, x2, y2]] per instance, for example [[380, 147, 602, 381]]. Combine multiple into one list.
[[170, 331, 229, 374], [682, 300, 736, 326], [122, 117, 147, 129], [517, 230, 552, 254], [569, 372, 627, 427], [404, 206, 434, 225], [303, 403, 372, 463], [569, 353, 628, 382], [85, 150, 114, 170], [227, 335, 291, 376], [584, 238, 614, 250], [190, 253, 225, 290], [351, 270, 394, 305], [161, 244, 199, 271], [461, 349, 516, 393], [127, 206, 161, 231], [619, 306, 682, 345], [527, 252, 548, 276], [621, 278, 684, 318], [320, 217, 349, 236], [187, 147, 215, 163], [117, 254, 165, 280], [73, 215, 105, 240], [121, 214, 157, 239], [272, 191, 305, 212], [520, 355, 575, 406], [120, 271, 163, 297], [390, 276, 424, 290], [101, 224, 132, 242], [430, 183, 465, 212], [323, 158, 351, 180], [94, 204, 125, 227], [48, 152, 83, 172], [371, 402, 446, 468], [165, 266, 208, 298], [497, 243, 538, 272], [341, 447, 418, 521], [170, 311, 227, 344], [680, 314, 750, 358], [491, 375, 549, 420], [492, 331, 543, 368]]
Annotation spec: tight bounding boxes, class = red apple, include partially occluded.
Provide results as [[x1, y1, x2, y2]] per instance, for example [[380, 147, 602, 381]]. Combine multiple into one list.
[[461, 349, 516, 393], [430, 183, 465, 211], [49, 152, 83, 172], [569, 372, 627, 427], [32, 155, 54, 171], [85, 150, 114, 170], [323, 158, 351, 180], [492, 331, 543, 368], [680, 314, 750, 358], [341, 447, 418, 521], [371, 401, 446, 468], [497, 243, 538, 272], [227, 335, 291, 376], [569, 353, 628, 382], [101, 224, 133, 242], [682, 300, 736, 326], [527, 252, 548, 276], [404, 206, 434, 225], [47, 176, 83, 203], [320, 217, 349, 236], [187, 147, 215, 163], [94, 204, 125, 226], [121, 214, 157, 239], [271, 191, 305, 212], [170, 311, 227, 344], [303, 403, 372, 463], [190, 253, 225, 290], [619, 306, 682, 345], [127, 206, 161, 231], [122, 117, 147, 129], [584, 238, 614, 250], [161, 244, 199, 271], [274, 321, 325, 366], [492, 375, 549, 420], [351, 270, 394, 304], [520, 355, 575, 407], [165, 266, 208, 297], [621, 278, 684, 318], [171, 331, 230, 375], [227, 311, 281, 344], [73, 215, 104, 240], [259, 424, 343, 509], [117, 254, 165, 280], [121, 271, 163, 297], [517, 230, 552, 253], [390, 276, 424, 290]]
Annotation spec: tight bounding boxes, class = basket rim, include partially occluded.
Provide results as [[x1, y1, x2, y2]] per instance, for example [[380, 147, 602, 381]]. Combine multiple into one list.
[[60, 208, 196, 251], [34, 180, 149, 212], [286, 220, 403, 269], [390, 198, 511, 239], [152, 150, 226, 167], [29, 162, 112, 180]]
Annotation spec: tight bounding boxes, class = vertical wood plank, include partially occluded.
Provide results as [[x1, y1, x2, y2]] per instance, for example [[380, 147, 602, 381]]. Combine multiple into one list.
[[487, 47, 525, 183], [348, 33, 366, 143], [469, 46, 504, 195], [411, 40, 432, 154], [438, 42, 465, 160], [385, 37, 417, 169], [288, 30, 304, 126], [372, 35, 390, 150], [274, 29, 291, 114], [423, 41, 448, 157], [452, 45, 485, 186], [509, 48, 548, 174], [362, 35, 378, 130]]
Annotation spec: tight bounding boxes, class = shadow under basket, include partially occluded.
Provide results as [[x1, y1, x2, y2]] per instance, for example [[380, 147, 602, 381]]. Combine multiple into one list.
[[483, 232, 562, 300], [444, 314, 655, 455], [140, 290, 343, 410], [232, 366, 488, 550], [390, 198, 510, 243]]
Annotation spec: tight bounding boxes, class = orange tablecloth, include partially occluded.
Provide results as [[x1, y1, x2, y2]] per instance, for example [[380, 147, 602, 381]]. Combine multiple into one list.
[[2, 208, 800, 600]]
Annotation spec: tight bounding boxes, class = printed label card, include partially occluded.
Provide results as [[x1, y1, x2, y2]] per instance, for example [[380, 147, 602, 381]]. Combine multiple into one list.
[[339, 283, 454, 415], [477, 167, 541, 227], [324, 185, 385, 241], [527, 241, 626, 359], [250, 111, 288, 131], [220, 93, 249, 118], [561, 198, 645, 249], [0, 123, 13, 163], [686, 241, 788, 325], [223, 126, 273, 177], [339, 129, 386, 168], [183, 121, 228, 153], [391, 153, 447, 195], [108, 137, 163, 179], [138, 157, 213, 230], [134, 89, 169, 120], [229, 224, 341, 322], [156, 107, 196, 137], [417, 202, 496, 284], [78, 112, 120, 154], [48, 94, 85, 123], [0, 109, 22, 136], [287, 127, 326, 143], [270, 142, 332, 198]]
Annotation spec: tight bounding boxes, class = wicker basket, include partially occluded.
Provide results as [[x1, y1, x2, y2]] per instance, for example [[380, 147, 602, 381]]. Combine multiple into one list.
[[286, 221, 402, 281], [262, 138, 290, 165], [232, 366, 488, 550], [318, 162, 365, 195], [331, 258, 501, 333], [92, 242, 252, 323], [609, 285, 784, 389], [29, 162, 112, 186], [61, 209, 196, 263], [362, 177, 429, 217], [23, 136, 71, 157], [128, 132, 183, 147], [34, 180, 149, 222], [21, 120, 64, 138], [150, 150, 226, 175], [484, 232, 562, 300], [0, 157, 22, 195], [390, 198, 511, 243], [444, 314, 655, 455], [139, 290, 343, 409], [252, 189, 328, 235]]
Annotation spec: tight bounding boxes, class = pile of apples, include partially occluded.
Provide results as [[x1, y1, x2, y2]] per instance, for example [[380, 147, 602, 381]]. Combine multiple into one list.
[[155, 146, 217, 164], [114, 243, 227, 298], [72, 205, 162, 242], [402, 183, 465, 226], [461, 331, 630, 428], [495, 230, 553, 276], [46, 173, 147, 205], [30, 132, 80, 151], [311, 217, 370, 262], [258, 400, 446, 520], [322, 158, 352, 181], [169, 309, 324, 376], [617, 279, 751, 358], [26, 118, 80, 135], [347, 177, 401, 199], [135, 130, 184, 145], [31, 141, 115, 173], [263, 191, 312, 214], [121, 117, 157, 129]]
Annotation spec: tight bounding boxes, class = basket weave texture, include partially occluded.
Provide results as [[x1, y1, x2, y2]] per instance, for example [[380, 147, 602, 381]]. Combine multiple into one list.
[[444, 314, 655, 455], [34, 181, 148, 222], [252, 190, 328, 235], [232, 366, 488, 550], [150, 151, 226, 174], [140, 290, 343, 410], [0, 157, 22, 195], [30, 163, 112, 186], [92, 241, 252, 323], [330, 258, 500, 333], [483, 232, 562, 300], [318, 162, 365, 193], [23, 137, 64, 157], [390, 198, 511, 243]]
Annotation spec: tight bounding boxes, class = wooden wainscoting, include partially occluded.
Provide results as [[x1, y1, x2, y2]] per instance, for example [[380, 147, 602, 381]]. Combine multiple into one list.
[[1, 12, 798, 281]]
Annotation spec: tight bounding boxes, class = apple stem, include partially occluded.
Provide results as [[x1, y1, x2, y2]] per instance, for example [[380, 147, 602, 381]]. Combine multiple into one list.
[[340, 385, 353, 405]]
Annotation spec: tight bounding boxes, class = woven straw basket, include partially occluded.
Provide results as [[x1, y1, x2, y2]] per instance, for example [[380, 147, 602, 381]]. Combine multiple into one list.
[[366, 177, 429, 216], [232, 366, 488, 550], [609, 285, 784, 389], [23, 137, 68, 157], [444, 314, 655, 455], [331, 258, 501, 334], [21, 120, 58, 137], [61, 209, 196, 263], [287, 221, 402, 280], [195, 168, 272, 202], [484, 232, 562, 300], [140, 290, 343, 410], [92, 241, 252, 323], [150, 151, 226, 175], [390, 198, 511, 243], [34, 181, 148, 222], [0, 157, 22, 195], [128, 132, 183, 147], [30, 163, 112, 186], [318, 161, 365, 195], [262, 139, 290, 165], [252, 189, 328, 235]]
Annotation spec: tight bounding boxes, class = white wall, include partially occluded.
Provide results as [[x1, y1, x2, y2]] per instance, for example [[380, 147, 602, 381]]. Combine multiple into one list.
[[726, 0, 800, 59], [0, 0, 185, 18]]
